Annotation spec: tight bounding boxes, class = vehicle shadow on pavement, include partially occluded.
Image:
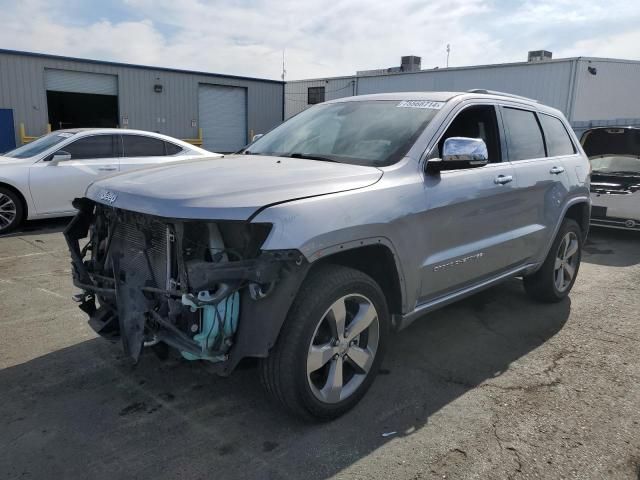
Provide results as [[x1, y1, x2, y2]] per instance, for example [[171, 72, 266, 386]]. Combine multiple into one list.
[[0, 217, 70, 238], [0, 279, 570, 480], [583, 228, 640, 267]]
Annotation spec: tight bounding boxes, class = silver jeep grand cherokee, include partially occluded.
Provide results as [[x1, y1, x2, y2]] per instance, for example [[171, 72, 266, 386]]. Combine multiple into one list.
[[66, 91, 591, 420]]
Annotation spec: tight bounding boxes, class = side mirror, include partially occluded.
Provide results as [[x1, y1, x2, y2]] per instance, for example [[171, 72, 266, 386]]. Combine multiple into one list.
[[48, 150, 71, 165], [252, 134, 264, 142], [426, 137, 489, 173]]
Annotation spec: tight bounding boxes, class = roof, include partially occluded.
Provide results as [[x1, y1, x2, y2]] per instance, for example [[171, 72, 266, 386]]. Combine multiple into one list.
[[327, 92, 462, 103], [53, 128, 211, 152], [289, 56, 640, 83], [324, 90, 565, 116], [327, 90, 541, 106], [0, 48, 283, 85]]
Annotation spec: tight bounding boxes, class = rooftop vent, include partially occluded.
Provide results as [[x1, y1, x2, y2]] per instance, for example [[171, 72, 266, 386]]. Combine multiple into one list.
[[401, 55, 421, 72], [356, 55, 422, 76], [528, 50, 552, 62]]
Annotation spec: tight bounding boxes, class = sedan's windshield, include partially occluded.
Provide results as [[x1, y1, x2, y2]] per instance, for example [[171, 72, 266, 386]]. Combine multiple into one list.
[[590, 155, 640, 175], [3, 132, 74, 159], [246, 100, 442, 166]]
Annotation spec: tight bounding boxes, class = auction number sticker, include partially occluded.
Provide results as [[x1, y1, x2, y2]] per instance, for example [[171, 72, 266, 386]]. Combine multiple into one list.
[[396, 100, 445, 109]]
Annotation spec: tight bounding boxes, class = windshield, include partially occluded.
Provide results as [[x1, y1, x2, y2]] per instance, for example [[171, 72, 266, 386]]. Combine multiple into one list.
[[3, 132, 74, 159], [590, 155, 640, 175], [246, 100, 441, 166]]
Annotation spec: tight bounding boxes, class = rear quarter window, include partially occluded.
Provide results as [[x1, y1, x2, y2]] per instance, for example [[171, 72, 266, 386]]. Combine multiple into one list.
[[539, 114, 575, 156], [164, 141, 183, 155], [122, 135, 166, 157], [502, 107, 546, 161]]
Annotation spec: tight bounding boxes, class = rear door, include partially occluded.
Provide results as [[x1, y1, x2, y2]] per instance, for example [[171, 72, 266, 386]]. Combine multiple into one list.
[[418, 104, 523, 302], [119, 134, 189, 172], [500, 107, 573, 262], [29, 134, 121, 215]]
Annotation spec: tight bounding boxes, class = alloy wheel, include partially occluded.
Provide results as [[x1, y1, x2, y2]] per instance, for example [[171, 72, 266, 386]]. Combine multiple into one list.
[[554, 231, 579, 292], [306, 294, 380, 404], [0, 193, 17, 231]]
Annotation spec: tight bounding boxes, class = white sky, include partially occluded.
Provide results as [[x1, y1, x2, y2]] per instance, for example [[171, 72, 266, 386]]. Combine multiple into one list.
[[0, 0, 638, 80]]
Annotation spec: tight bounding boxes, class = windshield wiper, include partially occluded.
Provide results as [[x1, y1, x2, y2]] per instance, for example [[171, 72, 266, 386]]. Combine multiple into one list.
[[286, 153, 338, 163]]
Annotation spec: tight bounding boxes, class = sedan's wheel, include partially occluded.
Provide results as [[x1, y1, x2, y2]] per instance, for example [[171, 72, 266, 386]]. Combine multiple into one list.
[[307, 294, 380, 404], [0, 188, 23, 234], [260, 265, 389, 421], [524, 218, 582, 302]]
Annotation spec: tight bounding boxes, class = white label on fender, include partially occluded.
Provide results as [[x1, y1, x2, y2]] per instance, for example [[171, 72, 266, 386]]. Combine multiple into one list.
[[396, 100, 445, 109]]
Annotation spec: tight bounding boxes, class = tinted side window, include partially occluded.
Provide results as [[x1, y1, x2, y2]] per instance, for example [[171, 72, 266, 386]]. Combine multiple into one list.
[[65, 135, 119, 160], [503, 107, 546, 161], [164, 141, 183, 155], [539, 114, 575, 156], [123, 135, 166, 157]]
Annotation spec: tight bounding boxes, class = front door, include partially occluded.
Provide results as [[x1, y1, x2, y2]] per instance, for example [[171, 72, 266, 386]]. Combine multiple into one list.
[[29, 134, 121, 215], [417, 104, 525, 303]]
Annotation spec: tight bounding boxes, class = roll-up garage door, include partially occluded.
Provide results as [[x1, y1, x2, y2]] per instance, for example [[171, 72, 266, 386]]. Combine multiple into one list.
[[45, 69, 118, 95], [198, 84, 247, 153]]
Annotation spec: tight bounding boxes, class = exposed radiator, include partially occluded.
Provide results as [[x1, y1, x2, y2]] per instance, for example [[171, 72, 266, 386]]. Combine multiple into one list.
[[109, 219, 168, 288]]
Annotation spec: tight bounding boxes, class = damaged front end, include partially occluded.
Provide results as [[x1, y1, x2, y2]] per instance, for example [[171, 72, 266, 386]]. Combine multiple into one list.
[[65, 198, 309, 374]]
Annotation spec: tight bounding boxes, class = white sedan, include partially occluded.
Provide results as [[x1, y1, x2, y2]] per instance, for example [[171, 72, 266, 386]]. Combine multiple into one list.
[[0, 129, 220, 233]]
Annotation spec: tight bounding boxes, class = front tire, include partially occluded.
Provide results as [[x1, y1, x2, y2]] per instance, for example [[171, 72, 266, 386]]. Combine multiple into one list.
[[524, 218, 582, 303], [260, 265, 389, 421], [0, 187, 23, 234]]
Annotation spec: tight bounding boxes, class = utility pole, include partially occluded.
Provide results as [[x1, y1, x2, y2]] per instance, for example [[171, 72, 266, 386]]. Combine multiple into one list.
[[281, 50, 286, 81], [446, 44, 450, 68]]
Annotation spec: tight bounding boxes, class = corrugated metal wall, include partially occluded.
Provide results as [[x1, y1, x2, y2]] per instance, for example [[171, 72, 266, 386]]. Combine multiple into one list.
[[285, 60, 577, 120], [284, 77, 355, 119], [571, 59, 640, 122], [356, 60, 575, 114], [0, 50, 283, 146]]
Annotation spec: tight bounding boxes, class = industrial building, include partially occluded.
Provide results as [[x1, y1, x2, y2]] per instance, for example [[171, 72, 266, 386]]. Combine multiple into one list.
[[285, 52, 640, 137], [3, 48, 639, 154], [0, 49, 284, 153]]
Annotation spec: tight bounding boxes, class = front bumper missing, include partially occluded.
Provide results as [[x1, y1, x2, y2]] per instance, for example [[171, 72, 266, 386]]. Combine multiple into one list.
[[65, 199, 310, 375]]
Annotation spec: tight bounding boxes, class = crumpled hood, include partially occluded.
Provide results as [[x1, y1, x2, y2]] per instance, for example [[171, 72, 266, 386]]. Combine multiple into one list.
[[86, 155, 383, 220]]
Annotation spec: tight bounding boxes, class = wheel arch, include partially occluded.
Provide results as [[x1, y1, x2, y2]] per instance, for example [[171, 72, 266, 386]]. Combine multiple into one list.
[[537, 196, 590, 269], [307, 239, 407, 325], [0, 181, 28, 221], [564, 201, 590, 240]]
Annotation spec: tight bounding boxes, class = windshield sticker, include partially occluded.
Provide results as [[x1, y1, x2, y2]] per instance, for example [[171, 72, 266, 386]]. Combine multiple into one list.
[[56, 133, 73, 138], [397, 100, 445, 109]]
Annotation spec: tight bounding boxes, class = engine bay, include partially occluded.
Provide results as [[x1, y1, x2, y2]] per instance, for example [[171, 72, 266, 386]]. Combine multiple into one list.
[[65, 198, 308, 370]]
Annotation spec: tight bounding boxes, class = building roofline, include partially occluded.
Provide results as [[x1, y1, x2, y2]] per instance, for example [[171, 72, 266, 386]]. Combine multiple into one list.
[[0, 48, 284, 85], [287, 56, 640, 83]]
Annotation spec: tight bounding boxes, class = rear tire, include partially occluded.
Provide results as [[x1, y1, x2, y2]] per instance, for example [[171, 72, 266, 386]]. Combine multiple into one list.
[[524, 218, 582, 303], [259, 265, 389, 421], [0, 187, 23, 234]]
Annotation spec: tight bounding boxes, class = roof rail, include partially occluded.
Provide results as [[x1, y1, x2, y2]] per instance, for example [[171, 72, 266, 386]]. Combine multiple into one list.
[[467, 89, 539, 103]]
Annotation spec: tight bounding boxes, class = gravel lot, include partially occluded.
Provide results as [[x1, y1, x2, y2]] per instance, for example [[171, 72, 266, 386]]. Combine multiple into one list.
[[1, 219, 639, 480]]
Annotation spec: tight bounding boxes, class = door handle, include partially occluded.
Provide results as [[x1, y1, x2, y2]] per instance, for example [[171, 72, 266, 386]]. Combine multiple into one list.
[[494, 175, 513, 185], [98, 166, 117, 172], [549, 166, 565, 174]]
